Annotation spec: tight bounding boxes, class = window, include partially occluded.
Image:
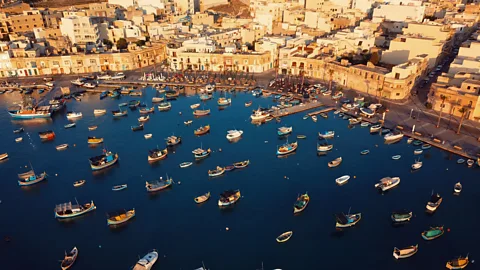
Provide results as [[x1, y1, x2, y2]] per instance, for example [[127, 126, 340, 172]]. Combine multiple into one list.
[[467, 86, 471, 90], [64, 60, 70, 66], [77, 60, 83, 65], [396, 93, 400, 96], [53, 61, 59, 66]]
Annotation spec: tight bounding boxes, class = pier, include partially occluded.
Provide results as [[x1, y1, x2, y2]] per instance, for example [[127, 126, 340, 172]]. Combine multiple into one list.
[[271, 101, 324, 118]]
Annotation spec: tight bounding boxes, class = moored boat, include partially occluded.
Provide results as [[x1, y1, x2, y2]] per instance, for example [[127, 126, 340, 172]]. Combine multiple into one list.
[[457, 158, 465, 164], [297, 135, 307, 139], [18, 170, 47, 186], [112, 184, 128, 191], [233, 160, 249, 168], [446, 255, 469, 270], [293, 193, 309, 214], [193, 109, 210, 117], [184, 120, 193, 125], [317, 142, 333, 152], [13, 127, 24, 133], [144, 134, 152, 139], [335, 212, 361, 228], [218, 189, 241, 207], [94, 109, 107, 116], [88, 126, 98, 131], [55, 199, 96, 219], [73, 180, 86, 187], [139, 107, 155, 114], [131, 124, 144, 131], [180, 162, 193, 168], [328, 157, 342, 168], [66, 112, 82, 120], [56, 144, 68, 151], [190, 103, 200, 109], [467, 159, 474, 167], [89, 151, 118, 170], [194, 192, 211, 204], [277, 141, 298, 156], [454, 182, 462, 195], [192, 147, 211, 159], [194, 125, 210, 136], [277, 126, 293, 136], [133, 250, 158, 270], [138, 115, 149, 122], [318, 131, 334, 139], [158, 102, 172, 111], [360, 149, 370, 155], [88, 136, 104, 144], [422, 144, 431, 150], [393, 245, 418, 259], [145, 176, 173, 192], [8, 105, 52, 119], [112, 110, 127, 117], [425, 193, 442, 213], [208, 166, 225, 177], [349, 117, 362, 125], [384, 131, 404, 142], [217, 97, 231, 106], [374, 177, 400, 192], [245, 101, 252, 107], [250, 108, 269, 121], [0, 153, 8, 160], [414, 149, 423, 155], [276, 231, 293, 243], [107, 209, 135, 226], [422, 226, 444, 240], [392, 155, 401, 160], [226, 129, 243, 141], [336, 175, 350, 185], [15, 137, 23, 142], [391, 210, 413, 222], [60, 247, 78, 270], [64, 123, 76, 129], [39, 130, 55, 141], [311, 115, 317, 122], [148, 148, 168, 162], [152, 97, 164, 103], [370, 124, 382, 133], [412, 159, 423, 170], [165, 135, 181, 146]]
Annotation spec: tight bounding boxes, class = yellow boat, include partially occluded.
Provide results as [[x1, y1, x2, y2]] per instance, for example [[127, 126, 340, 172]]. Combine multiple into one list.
[[107, 209, 135, 226], [276, 231, 293, 243], [88, 136, 104, 144], [194, 192, 211, 204]]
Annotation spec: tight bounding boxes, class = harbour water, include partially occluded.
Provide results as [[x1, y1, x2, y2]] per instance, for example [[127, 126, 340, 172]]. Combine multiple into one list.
[[0, 87, 478, 269]]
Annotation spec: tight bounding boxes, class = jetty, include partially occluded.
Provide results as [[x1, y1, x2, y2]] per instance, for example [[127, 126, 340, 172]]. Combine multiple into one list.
[[271, 101, 324, 118]]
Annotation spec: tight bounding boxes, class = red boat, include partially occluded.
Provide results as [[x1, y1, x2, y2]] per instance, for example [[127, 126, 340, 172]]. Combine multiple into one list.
[[39, 130, 55, 141]]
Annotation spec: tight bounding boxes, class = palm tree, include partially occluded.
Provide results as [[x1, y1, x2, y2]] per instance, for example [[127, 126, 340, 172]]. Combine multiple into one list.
[[456, 107, 468, 134], [436, 94, 447, 128], [377, 87, 384, 105], [328, 68, 334, 92]]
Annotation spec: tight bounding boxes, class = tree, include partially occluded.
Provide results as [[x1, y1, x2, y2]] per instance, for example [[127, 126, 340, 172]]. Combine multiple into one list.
[[116, 38, 128, 50], [328, 68, 334, 92], [436, 94, 447, 128], [456, 107, 468, 134], [103, 39, 113, 49]]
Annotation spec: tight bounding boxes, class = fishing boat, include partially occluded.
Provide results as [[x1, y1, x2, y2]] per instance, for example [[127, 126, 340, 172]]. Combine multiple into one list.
[[15, 137, 23, 142], [303, 115, 309, 120], [312, 115, 318, 122], [422, 144, 432, 150], [88, 126, 97, 131], [64, 123, 76, 129], [192, 147, 211, 159], [152, 97, 164, 103], [0, 153, 8, 160], [360, 107, 375, 117], [407, 138, 414, 144], [374, 177, 400, 191], [94, 109, 107, 116], [89, 150, 118, 170], [265, 116, 274, 122], [184, 120, 193, 125], [391, 210, 413, 222], [133, 250, 158, 270], [147, 148, 168, 162], [297, 135, 307, 139], [138, 115, 149, 122], [425, 192, 442, 213], [245, 101, 252, 107], [112, 110, 127, 117], [392, 155, 401, 160], [60, 247, 78, 270], [467, 159, 474, 167], [318, 131, 335, 139], [199, 94, 211, 101], [166, 135, 181, 146], [205, 84, 215, 93], [18, 169, 47, 186], [454, 182, 462, 194], [55, 199, 96, 219], [83, 82, 96, 89], [422, 226, 444, 240], [276, 231, 293, 243], [335, 212, 361, 228], [217, 97, 231, 106], [66, 112, 82, 120], [73, 180, 85, 187], [277, 126, 293, 136], [457, 158, 465, 164], [193, 109, 210, 117], [218, 189, 241, 207], [336, 175, 350, 185], [110, 91, 120, 99], [107, 209, 135, 226], [87, 136, 103, 144], [370, 124, 382, 133], [360, 149, 370, 155], [446, 255, 469, 269], [317, 143, 333, 152], [139, 107, 155, 114], [165, 92, 179, 100], [414, 149, 423, 155], [250, 108, 269, 121], [233, 160, 249, 168], [328, 157, 342, 168], [71, 78, 84, 86], [99, 91, 108, 99], [349, 117, 362, 125], [145, 176, 173, 192], [226, 130, 243, 141], [194, 125, 210, 136], [208, 166, 225, 177], [56, 144, 68, 151], [293, 193, 309, 213], [384, 131, 404, 142], [39, 130, 55, 141], [158, 102, 172, 111], [180, 162, 193, 168], [393, 245, 418, 259], [128, 100, 140, 109], [319, 112, 328, 119], [412, 159, 423, 170], [13, 127, 24, 133], [360, 122, 370, 127], [112, 184, 127, 191], [194, 192, 211, 204], [413, 140, 423, 146], [277, 141, 298, 156], [131, 124, 144, 131]]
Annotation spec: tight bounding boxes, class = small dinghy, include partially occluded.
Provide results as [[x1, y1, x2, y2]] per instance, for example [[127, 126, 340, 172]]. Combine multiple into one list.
[[13, 127, 24, 133], [422, 226, 444, 240], [233, 160, 249, 169], [392, 155, 401, 160], [360, 149, 370, 155], [407, 138, 414, 144], [467, 159, 474, 167], [184, 120, 193, 125], [276, 231, 293, 243], [457, 158, 465, 164], [56, 144, 68, 151], [335, 175, 350, 185], [112, 184, 127, 191], [311, 115, 317, 122], [179, 162, 193, 168], [64, 123, 76, 129], [15, 137, 23, 143], [360, 122, 370, 127], [88, 126, 97, 131], [328, 157, 342, 168], [194, 192, 210, 204], [0, 153, 8, 161], [61, 247, 78, 270], [190, 103, 200, 109], [453, 182, 462, 195], [303, 115, 309, 120], [391, 210, 412, 222], [225, 165, 235, 172], [414, 149, 423, 155], [144, 134, 152, 139], [293, 193, 309, 214], [393, 244, 418, 259], [208, 166, 225, 177], [335, 212, 361, 228], [370, 124, 382, 133], [446, 255, 469, 270], [297, 135, 307, 139], [107, 209, 135, 226], [73, 180, 86, 187], [421, 144, 431, 150], [412, 159, 423, 170], [138, 115, 149, 122], [426, 192, 442, 213]]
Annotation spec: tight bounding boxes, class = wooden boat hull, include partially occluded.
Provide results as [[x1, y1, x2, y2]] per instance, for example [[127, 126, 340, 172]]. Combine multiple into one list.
[[18, 172, 47, 186], [276, 231, 293, 243], [112, 185, 127, 191], [208, 169, 225, 177], [73, 180, 85, 187], [61, 247, 78, 270], [88, 139, 104, 144], [336, 213, 361, 228], [233, 160, 249, 169], [146, 181, 172, 192], [194, 192, 211, 204], [0, 153, 8, 160], [107, 210, 135, 226], [55, 203, 96, 219], [393, 245, 418, 259], [90, 154, 118, 171], [180, 162, 193, 168]]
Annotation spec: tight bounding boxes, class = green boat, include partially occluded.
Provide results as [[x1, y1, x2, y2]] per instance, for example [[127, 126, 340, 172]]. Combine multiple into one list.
[[421, 226, 444, 240], [413, 140, 423, 146]]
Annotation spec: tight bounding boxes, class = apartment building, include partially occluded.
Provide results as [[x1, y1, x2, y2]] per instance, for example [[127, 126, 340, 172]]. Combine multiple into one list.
[[449, 41, 480, 74], [9, 9, 44, 33], [373, 4, 426, 22], [381, 35, 445, 68], [60, 16, 100, 45]]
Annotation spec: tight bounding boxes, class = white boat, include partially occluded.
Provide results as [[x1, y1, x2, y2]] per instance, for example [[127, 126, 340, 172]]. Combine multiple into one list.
[[15, 137, 23, 142], [226, 130, 243, 141], [152, 97, 164, 103], [384, 132, 404, 142], [133, 250, 158, 270], [336, 175, 350, 185], [179, 162, 193, 168], [144, 134, 152, 139], [414, 149, 423, 155], [393, 245, 418, 259], [370, 124, 382, 133], [318, 131, 335, 139], [374, 177, 400, 191], [454, 182, 462, 194], [205, 84, 215, 93], [97, 74, 111, 80], [0, 153, 8, 160], [312, 115, 317, 122], [467, 159, 474, 167], [412, 159, 422, 170], [317, 143, 333, 152], [66, 112, 82, 120], [82, 82, 96, 89], [56, 144, 69, 151], [138, 115, 149, 122], [94, 109, 107, 116], [392, 155, 401, 160], [110, 72, 126, 80], [250, 108, 269, 121], [70, 79, 84, 86], [184, 120, 193, 125], [190, 103, 200, 109]]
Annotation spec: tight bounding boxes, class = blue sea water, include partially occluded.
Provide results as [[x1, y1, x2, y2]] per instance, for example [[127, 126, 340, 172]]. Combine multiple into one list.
[[0, 88, 479, 270]]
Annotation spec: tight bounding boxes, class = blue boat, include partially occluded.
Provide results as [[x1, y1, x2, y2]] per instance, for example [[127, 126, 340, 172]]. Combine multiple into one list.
[[8, 106, 52, 119], [100, 91, 108, 99], [38, 89, 44, 94], [277, 141, 298, 155], [110, 91, 120, 99], [17, 169, 47, 186], [192, 147, 211, 159], [274, 94, 282, 99], [89, 151, 119, 171], [112, 184, 127, 191], [277, 126, 293, 136], [252, 88, 263, 97]]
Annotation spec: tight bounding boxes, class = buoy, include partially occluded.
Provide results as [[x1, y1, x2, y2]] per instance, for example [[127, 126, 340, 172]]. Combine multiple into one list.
[[446, 168, 449, 171], [25, 165, 27, 168], [55, 173, 58, 176], [226, 227, 229, 231], [98, 245, 102, 248], [284, 176, 287, 178], [447, 228, 451, 232], [219, 148, 222, 152], [354, 176, 356, 179], [74, 144, 76, 147], [178, 181, 181, 185]]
